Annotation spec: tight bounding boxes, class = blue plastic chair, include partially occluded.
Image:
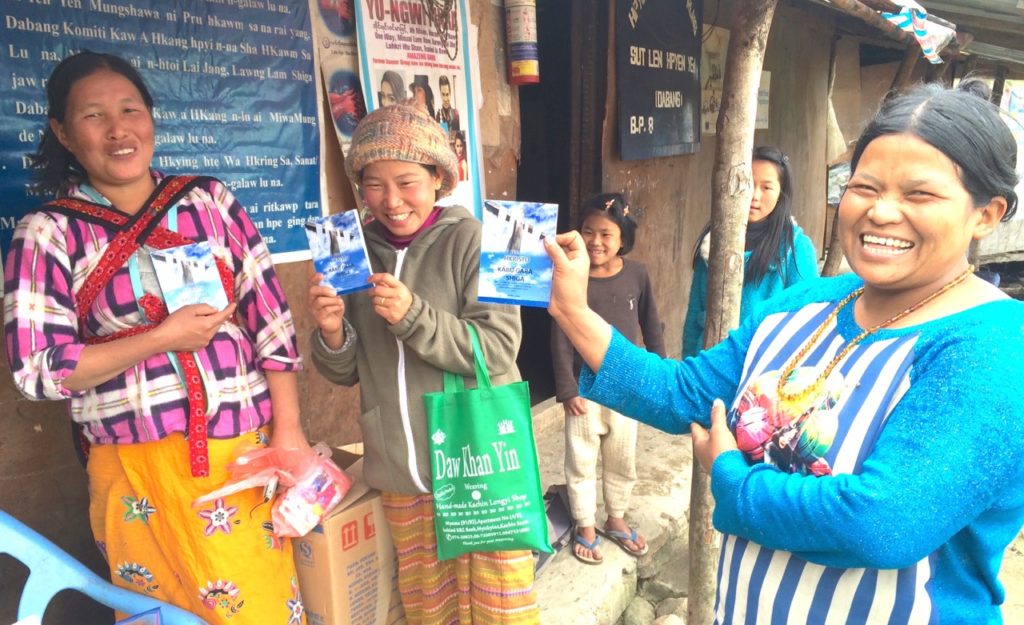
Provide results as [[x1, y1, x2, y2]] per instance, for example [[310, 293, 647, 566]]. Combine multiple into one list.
[[0, 510, 208, 624]]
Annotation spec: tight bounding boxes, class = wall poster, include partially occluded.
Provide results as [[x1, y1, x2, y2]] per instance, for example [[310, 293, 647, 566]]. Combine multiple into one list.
[[310, 0, 365, 157], [0, 0, 321, 262], [700, 24, 726, 135], [700, 25, 771, 135], [1002, 79, 1024, 202], [616, 0, 703, 160], [756, 71, 771, 130], [354, 0, 483, 217]]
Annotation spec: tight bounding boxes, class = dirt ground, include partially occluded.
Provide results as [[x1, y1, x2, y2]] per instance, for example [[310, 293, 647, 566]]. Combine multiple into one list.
[[1003, 532, 1024, 621]]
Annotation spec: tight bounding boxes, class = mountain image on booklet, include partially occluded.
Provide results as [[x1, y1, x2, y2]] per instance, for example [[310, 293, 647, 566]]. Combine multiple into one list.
[[478, 200, 558, 308], [150, 241, 229, 313], [305, 209, 374, 295]]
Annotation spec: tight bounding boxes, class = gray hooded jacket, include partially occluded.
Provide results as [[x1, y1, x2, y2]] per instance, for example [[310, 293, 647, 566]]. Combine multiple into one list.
[[310, 205, 523, 494]]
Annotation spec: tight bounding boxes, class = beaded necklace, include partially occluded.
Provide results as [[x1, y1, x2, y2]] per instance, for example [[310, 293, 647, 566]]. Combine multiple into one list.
[[776, 265, 974, 404]]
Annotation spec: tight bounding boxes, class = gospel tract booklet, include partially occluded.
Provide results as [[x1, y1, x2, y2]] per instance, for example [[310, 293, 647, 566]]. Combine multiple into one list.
[[150, 241, 229, 313], [305, 209, 373, 295], [478, 200, 558, 308]]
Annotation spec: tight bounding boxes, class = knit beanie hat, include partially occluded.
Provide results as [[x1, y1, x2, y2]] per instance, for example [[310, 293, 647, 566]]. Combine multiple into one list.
[[345, 100, 460, 198]]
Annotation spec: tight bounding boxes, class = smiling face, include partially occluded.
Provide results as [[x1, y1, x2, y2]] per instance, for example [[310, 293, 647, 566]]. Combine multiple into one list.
[[748, 159, 782, 223], [581, 213, 623, 271], [440, 83, 451, 108], [51, 68, 154, 199], [839, 133, 1005, 299], [360, 160, 442, 237]]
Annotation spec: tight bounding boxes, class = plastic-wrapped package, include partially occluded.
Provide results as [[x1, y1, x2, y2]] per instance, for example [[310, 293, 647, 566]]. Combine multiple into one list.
[[194, 442, 353, 537]]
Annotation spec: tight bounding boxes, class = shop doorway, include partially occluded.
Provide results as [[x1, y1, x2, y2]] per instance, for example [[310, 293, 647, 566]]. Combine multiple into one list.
[[515, 1, 607, 404]]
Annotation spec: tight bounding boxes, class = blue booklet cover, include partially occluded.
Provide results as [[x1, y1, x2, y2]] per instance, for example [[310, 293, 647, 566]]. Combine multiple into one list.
[[150, 241, 229, 313], [305, 209, 373, 295], [478, 200, 558, 308]]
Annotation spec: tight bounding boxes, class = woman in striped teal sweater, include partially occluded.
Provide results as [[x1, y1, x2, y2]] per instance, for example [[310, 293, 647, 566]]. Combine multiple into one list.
[[545, 79, 1023, 624]]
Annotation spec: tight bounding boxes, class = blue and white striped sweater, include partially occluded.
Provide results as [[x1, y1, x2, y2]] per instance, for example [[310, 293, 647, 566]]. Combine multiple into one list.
[[580, 273, 1024, 624]]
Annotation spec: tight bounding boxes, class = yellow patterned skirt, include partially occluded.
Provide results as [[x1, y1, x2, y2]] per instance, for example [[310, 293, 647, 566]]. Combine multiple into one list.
[[87, 429, 305, 625], [381, 492, 539, 625]]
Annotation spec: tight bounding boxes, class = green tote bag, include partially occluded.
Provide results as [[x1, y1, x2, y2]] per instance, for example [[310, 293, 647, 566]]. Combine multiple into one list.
[[423, 324, 552, 561]]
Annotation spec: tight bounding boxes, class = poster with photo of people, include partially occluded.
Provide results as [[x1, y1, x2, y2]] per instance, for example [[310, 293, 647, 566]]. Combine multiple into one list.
[[354, 0, 482, 217]]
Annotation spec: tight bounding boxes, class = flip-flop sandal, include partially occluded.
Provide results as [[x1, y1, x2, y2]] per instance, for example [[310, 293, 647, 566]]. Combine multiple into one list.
[[571, 531, 604, 565], [597, 526, 649, 557]]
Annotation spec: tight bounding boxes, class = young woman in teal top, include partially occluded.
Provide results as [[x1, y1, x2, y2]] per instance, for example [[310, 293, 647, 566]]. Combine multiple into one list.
[[682, 146, 818, 356]]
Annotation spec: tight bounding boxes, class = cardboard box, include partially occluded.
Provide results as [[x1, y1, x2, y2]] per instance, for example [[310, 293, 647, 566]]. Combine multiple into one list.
[[293, 451, 405, 625]]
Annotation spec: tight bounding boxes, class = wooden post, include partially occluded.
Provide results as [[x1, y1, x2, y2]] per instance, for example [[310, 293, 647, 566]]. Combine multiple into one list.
[[890, 45, 921, 93], [925, 58, 950, 84], [992, 65, 1009, 108], [688, 1, 778, 622], [821, 204, 845, 276]]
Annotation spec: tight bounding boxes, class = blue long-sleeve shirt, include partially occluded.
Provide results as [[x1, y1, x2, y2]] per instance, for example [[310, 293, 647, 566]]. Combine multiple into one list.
[[682, 222, 818, 357], [581, 273, 1024, 624]]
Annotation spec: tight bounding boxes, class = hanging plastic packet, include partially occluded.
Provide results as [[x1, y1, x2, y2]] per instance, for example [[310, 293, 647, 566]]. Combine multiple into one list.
[[193, 442, 352, 537], [271, 444, 351, 537]]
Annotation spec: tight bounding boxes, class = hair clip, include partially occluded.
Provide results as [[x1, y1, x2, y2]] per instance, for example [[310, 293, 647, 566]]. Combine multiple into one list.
[[604, 199, 615, 210], [622, 205, 630, 216]]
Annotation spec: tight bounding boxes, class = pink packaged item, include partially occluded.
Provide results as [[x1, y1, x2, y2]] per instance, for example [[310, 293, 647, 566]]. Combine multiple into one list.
[[272, 447, 349, 537], [194, 442, 352, 537]]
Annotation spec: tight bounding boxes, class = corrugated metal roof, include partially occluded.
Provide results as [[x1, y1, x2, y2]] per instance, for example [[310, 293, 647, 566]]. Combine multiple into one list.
[[809, 0, 1024, 68], [923, 1, 1024, 65], [925, 0, 1024, 29]]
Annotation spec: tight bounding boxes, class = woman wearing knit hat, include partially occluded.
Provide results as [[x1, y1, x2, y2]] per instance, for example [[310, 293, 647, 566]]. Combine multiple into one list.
[[307, 101, 539, 625]]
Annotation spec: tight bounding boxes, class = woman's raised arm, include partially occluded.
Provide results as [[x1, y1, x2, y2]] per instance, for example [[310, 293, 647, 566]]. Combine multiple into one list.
[[544, 231, 612, 372]]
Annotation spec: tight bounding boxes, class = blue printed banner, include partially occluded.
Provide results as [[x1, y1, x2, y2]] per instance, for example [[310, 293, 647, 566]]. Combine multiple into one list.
[[0, 0, 321, 260]]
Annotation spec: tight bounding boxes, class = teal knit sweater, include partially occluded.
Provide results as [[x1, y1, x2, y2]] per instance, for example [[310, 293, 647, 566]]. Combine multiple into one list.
[[582, 273, 1024, 624]]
